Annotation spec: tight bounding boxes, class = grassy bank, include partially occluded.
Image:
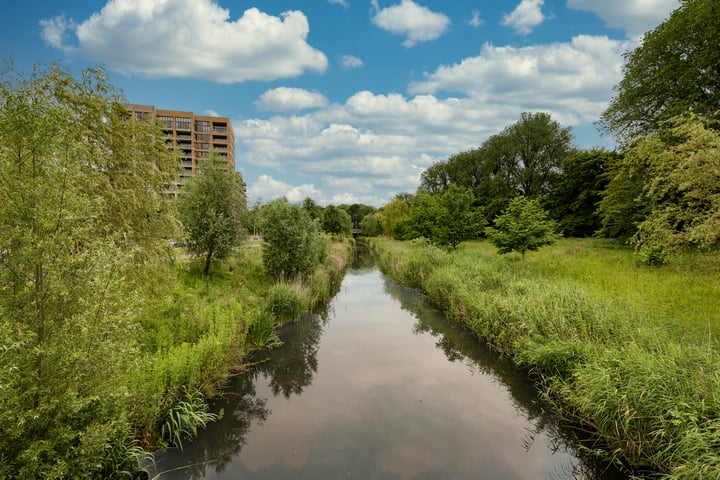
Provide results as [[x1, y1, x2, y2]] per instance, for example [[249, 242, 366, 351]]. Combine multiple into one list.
[[370, 237, 720, 478], [126, 239, 352, 472]]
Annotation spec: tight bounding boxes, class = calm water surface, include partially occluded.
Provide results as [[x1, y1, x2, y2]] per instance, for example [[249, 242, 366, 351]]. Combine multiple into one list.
[[148, 255, 624, 479]]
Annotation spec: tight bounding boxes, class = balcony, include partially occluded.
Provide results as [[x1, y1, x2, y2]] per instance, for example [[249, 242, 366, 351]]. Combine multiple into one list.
[[213, 126, 227, 133]]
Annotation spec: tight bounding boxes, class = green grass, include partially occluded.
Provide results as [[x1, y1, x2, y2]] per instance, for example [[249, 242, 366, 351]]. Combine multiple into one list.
[[371, 237, 720, 479]]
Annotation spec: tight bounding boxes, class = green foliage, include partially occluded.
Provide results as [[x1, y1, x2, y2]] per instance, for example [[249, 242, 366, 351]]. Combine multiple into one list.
[[160, 387, 218, 451], [403, 185, 484, 248], [629, 115, 720, 261], [546, 149, 617, 237], [246, 309, 282, 348], [485, 196, 560, 265], [596, 152, 649, 239], [259, 199, 326, 279], [266, 282, 306, 321], [376, 194, 412, 238], [301, 197, 323, 220], [177, 156, 247, 275], [0, 63, 176, 479], [601, 0, 720, 144], [321, 204, 352, 235], [487, 112, 575, 197], [419, 112, 574, 222], [359, 212, 383, 236]]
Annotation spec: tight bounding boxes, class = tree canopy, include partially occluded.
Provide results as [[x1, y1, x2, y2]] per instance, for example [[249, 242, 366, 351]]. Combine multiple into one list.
[[545, 149, 617, 237], [321, 205, 352, 235], [177, 156, 247, 275], [404, 185, 485, 248], [419, 112, 574, 223], [259, 199, 326, 279], [600, 0, 720, 144], [627, 115, 720, 262], [485, 196, 560, 266]]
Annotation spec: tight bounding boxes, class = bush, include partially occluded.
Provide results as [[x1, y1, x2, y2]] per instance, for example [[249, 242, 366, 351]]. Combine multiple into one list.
[[259, 199, 327, 279]]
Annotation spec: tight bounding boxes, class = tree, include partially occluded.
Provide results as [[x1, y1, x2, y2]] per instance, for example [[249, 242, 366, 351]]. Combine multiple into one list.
[[404, 186, 484, 248], [359, 212, 383, 237], [546, 149, 618, 237], [0, 63, 174, 478], [485, 196, 560, 266], [487, 112, 575, 198], [177, 156, 247, 275], [600, 0, 720, 144], [419, 112, 574, 222], [259, 199, 326, 279], [376, 194, 412, 238], [321, 205, 352, 235], [433, 185, 485, 248], [301, 197, 323, 220], [628, 115, 720, 261]]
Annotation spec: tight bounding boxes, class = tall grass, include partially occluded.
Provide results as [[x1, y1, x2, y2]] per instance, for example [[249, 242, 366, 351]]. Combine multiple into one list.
[[371, 237, 720, 478]]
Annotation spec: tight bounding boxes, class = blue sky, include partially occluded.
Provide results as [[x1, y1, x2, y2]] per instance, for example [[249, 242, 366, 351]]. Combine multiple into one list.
[[2, 0, 679, 207]]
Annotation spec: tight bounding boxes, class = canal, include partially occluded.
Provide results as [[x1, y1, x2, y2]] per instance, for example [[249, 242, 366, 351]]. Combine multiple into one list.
[[146, 253, 624, 479]]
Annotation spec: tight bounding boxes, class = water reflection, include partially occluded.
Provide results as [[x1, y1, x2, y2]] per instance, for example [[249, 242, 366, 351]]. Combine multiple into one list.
[[381, 272, 624, 480], [148, 253, 626, 480], [251, 309, 328, 398], [144, 374, 269, 479]]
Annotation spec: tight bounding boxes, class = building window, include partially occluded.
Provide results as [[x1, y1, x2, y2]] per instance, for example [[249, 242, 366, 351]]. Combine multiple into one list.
[[195, 133, 210, 141], [176, 117, 191, 130], [157, 115, 173, 128], [195, 142, 210, 150], [195, 151, 210, 158], [196, 120, 210, 133]]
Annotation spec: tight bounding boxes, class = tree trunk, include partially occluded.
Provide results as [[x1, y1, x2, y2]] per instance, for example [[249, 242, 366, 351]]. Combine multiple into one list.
[[204, 246, 214, 276]]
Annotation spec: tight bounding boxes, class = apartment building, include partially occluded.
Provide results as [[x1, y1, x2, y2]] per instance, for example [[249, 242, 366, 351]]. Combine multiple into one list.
[[126, 104, 235, 197]]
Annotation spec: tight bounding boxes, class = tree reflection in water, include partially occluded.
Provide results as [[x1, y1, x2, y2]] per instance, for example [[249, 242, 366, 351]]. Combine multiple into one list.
[[251, 308, 329, 398], [143, 374, 268, 479]]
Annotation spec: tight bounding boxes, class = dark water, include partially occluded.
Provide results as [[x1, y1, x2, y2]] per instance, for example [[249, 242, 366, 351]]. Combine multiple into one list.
[[146, 252, 625, 480]]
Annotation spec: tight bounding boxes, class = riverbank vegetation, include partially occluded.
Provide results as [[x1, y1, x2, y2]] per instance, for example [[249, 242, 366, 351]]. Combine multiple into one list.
[[0, 62, 352, 479], [371, 237, 720, 478]]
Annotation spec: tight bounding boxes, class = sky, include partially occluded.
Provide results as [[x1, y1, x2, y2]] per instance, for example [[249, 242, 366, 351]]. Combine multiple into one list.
[[1, 0, 680, 207]]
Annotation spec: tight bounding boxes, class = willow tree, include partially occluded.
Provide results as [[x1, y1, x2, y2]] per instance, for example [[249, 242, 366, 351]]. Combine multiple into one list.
[[177, 156, 247, 275], [0, 64, 178, 478], [628, 115, 720, 262]]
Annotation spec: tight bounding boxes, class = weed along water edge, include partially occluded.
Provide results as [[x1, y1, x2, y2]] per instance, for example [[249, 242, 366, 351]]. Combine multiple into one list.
[[146, 251, 626, 479]]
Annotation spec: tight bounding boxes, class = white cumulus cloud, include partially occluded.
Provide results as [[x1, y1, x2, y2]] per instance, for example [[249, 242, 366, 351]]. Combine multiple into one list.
[[256, 87, 329, 112], [409, 35, 629, 124], [372, 0, 451, 47], [468, 10, 485, 27], [328, 0, 349, 6], [249, 175, 321, 203], [39, 0, 328, 83], [567, 0, 679, 37], [340, 54, 364, 69], [501, 0, 546, 35]]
